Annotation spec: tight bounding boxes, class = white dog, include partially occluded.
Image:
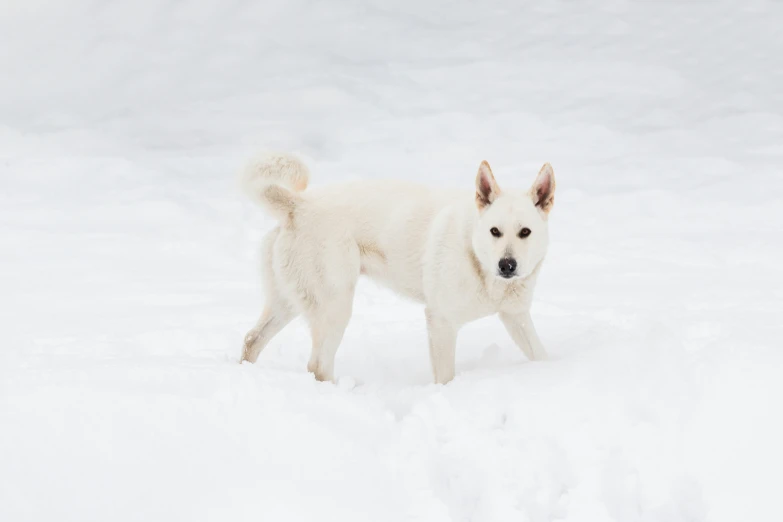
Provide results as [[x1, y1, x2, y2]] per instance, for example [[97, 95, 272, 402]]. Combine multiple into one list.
[[240, 154, 555, 384]]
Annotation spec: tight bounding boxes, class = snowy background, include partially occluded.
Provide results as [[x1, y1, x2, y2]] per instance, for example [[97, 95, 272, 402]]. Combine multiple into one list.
[[1, 1, 782, 521]]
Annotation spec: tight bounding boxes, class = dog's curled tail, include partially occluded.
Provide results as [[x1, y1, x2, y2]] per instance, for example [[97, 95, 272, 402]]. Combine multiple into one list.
[[241, 153, 310, 223]]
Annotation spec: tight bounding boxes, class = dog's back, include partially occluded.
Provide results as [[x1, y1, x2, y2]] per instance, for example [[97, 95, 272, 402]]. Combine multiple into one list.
[[305, 180, 463, 300]]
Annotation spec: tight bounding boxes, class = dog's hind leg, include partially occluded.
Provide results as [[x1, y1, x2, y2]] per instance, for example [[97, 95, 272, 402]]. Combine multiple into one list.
[[305, 292, 354, 382], [241, 301, 296, 363], [303, 246, 358, 382], [273, 226, 359, 382]]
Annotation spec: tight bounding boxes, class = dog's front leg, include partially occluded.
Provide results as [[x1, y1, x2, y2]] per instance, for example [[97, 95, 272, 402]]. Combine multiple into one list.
[[499, 311, 548, 361], [425, 309, 458, 384]]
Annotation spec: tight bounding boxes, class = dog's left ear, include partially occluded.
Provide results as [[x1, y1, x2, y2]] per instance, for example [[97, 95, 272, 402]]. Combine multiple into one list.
[[475, 160, 501, 210], [530, 163, 555, 214]]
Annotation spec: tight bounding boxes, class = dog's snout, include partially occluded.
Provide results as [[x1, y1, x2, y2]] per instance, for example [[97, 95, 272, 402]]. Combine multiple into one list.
[[498, 258, 517, 278]]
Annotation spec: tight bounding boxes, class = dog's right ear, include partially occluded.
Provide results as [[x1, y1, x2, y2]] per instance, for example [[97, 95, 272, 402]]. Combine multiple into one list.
[[475, 160, 501, 210]]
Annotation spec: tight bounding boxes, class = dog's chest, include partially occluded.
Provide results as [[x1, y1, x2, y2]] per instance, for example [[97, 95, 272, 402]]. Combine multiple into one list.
[[446, 279, 533, 324], [486, 280, 533, 312]]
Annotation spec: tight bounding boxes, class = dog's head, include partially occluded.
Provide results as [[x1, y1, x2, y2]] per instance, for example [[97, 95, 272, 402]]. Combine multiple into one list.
[[472, 160, 555, 281]]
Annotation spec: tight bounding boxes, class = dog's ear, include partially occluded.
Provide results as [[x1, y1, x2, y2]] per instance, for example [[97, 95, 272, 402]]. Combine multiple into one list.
[[475, 161, 501, 210], [530, 163, 555, 214]]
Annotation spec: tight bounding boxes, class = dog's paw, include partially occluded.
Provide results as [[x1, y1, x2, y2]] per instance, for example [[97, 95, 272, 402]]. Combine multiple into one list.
[[531, 347, 549, 362]]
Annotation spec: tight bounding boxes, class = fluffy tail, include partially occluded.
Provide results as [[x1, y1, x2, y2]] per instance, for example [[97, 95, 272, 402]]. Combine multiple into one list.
[[241, 153, 310, 223]]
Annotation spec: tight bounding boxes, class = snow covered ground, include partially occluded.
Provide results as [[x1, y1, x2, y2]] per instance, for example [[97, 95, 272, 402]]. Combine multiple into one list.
[[2, 1, 782, 520]]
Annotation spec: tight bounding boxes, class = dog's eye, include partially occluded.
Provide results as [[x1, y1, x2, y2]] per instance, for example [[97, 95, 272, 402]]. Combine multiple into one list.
[[490, 227, 502, 238], [518, 228, 531, 238]]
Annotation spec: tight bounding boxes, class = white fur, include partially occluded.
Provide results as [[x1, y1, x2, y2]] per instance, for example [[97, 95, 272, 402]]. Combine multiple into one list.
[[240, 153, 310, 221], [241, 154, 556, 384]]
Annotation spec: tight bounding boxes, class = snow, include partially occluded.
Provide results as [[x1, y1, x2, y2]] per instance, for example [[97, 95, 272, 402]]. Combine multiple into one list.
[[1, 1, 782, 521]]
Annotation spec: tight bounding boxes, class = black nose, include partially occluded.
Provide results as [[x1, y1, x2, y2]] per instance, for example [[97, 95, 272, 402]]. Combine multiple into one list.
[[498, 258, 517, 277]]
